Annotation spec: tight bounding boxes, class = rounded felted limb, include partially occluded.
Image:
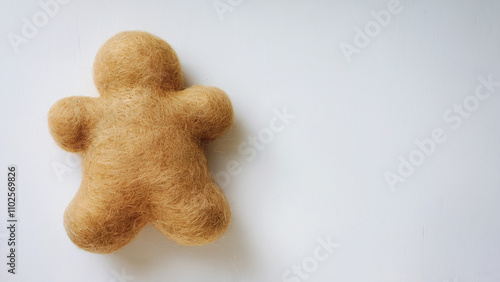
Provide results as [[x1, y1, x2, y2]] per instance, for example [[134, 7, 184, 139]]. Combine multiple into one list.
[[173, 85, 234, 142], [151, 182, 231, 246], [47, 96, 99, 152], [63, 179, 149, 254]]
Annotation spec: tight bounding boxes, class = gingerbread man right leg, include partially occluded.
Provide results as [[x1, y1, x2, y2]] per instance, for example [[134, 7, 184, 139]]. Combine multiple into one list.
[[150, 181, 231, 246]]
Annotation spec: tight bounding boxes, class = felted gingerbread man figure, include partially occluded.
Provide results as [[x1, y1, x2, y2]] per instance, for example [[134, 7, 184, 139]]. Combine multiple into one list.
[[48, 31, 233, 254]]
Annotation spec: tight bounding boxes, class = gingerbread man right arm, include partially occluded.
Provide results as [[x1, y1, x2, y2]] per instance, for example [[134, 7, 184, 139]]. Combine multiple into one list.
[[174, 85, 234, 142], [48, 96, 99, 152]]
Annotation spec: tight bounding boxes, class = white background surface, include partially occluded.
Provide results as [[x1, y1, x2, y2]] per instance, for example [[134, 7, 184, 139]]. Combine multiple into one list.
[[1, 0, 500, 281]]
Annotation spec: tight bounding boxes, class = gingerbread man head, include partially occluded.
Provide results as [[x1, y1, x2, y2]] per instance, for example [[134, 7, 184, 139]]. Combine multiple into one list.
[[48, 31, 233, 254]]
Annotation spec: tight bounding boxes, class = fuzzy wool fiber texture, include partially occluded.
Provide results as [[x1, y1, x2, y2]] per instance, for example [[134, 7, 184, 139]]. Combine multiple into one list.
[[48, 31, 234, 254]]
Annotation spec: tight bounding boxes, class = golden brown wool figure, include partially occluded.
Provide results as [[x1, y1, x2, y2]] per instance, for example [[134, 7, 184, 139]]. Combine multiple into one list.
[[48, 31, 233, 254]]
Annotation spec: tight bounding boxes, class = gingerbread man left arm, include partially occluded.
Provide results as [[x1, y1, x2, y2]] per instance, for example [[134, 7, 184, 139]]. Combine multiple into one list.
[[48, 96, 100, 152], [175, 85, 234, 142]]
